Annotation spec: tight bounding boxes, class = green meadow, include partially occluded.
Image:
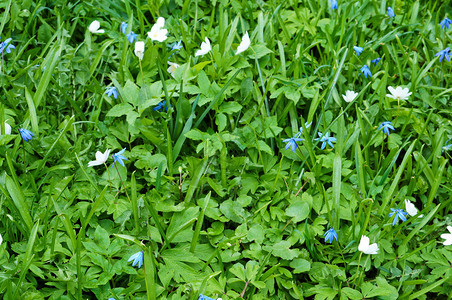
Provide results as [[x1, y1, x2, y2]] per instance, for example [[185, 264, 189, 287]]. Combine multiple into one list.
[[0, 0, 452, 299]]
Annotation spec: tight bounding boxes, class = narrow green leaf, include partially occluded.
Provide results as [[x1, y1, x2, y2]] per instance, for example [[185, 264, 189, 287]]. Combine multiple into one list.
[[190, 192, 211, 252]]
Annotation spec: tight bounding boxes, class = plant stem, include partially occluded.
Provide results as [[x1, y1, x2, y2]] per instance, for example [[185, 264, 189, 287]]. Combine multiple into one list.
[[352, 252, 363, 288], [114, 163, 131, 202], [139, 59, 144, 86]]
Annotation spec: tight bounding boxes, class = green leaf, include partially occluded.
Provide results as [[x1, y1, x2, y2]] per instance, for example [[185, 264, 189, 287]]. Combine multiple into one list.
[[266, 240, 300, 260], [341, 287, 363, 300], [290, 258, 311, 274], [285, 201, 310, 223], [249, 44, 273, 59]]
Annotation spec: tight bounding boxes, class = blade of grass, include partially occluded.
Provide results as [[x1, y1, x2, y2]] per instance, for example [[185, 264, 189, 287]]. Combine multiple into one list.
[[24, 87, 39, 135], [194, 69, 240, 129], [377, 140, 416, 215], [190, 192, 211, 252], [401, 204, 440, 247], [3, 174, 33, 233], [184, 158, 208, 204], [131, 171, 140, 231], [12, 220, 39, 299], [172, 94, 200, 163]]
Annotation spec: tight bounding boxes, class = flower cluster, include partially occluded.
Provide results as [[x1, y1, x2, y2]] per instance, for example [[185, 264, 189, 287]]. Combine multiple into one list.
[[0, 37, 15, 54], [282, 122, 311, 153]]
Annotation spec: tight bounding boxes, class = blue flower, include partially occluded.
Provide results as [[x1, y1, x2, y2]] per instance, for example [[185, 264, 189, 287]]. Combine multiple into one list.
[[120, 22, 128, 34], [371, 57, 381, 66], [0, 38, 15, 54], [330, 0, 338, 9], [324, 228, 338, 244], [360, 65, 372, 78], [442, 139, 452, 153], [378, 121, 395, 136], [126, 31, 138, 43], [316, 132, 336, 150], [388, 208, 407, 226], [153, 100, 171, 112], [112, 148, 127, 168], [435, 48, 450, 63], [128, 251, 143, 268], [19, 128, 33, 142], [108, 298, 116, 300], [198, 295, 215, 300], [283, 137, 304, 153], [440, 17, 452, 30], [105, 86, 119, 99], [171, 40, 183, 51], [387, 7, 395, 23], [353, 46, 363, 56]]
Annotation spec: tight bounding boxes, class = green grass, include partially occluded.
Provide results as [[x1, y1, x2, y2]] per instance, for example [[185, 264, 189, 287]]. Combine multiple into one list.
[[0, 0, 452, 299]]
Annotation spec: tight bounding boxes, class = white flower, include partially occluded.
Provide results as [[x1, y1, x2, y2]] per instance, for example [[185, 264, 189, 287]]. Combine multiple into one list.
[[358, 235, 379, 254], [167, 62, 180, 78], [386, 86, 412, 100], [342, 90, 358, 103], [147, 17, 168, 42], [404, 199, 418, 217], [2, 122, 11, 135], [0, 233, 2, 246], [195, 37, 211, 57], [236, 31, 250, 55], [88, 20, 105, 34], [88, 149, 111, 167], [135, 41, 145, 60], [441, 226, 452, 246]]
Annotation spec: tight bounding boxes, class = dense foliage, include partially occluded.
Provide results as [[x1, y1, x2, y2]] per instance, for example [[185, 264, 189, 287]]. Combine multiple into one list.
[[0, 0, 452, 299]]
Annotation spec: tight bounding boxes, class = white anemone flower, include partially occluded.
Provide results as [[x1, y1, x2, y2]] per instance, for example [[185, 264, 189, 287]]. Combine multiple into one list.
[[236, 31, 250, 55], [147, 17, 168, 42], [404, 199, 419, 217], [88, 20, 105, 34], [134, 41, 145, 60], [167, 62, 180, 78], [195, 37, 211, 57], [2, 122, 11, 135], [342, 90, 358, 103], [441, 226, 452, 246], [386, 86, 412, 100], [88, 149, 111, 167], [358, 235, 379, 254]]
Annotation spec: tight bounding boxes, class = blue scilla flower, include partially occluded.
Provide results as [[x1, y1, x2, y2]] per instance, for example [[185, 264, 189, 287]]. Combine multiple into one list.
[[371, 57, 381, 66], [198, 295, 215, 300], [440, 17, 452, 30], [389, 208, 407, 226], [126, 31, 138, 43], [128, 251, 143, 268], [360, 65, 372, 78], [19, 128, 33, 142], [120, 22, 128, 34], [0, 38, 15, 54], [435, 48, 450, 63], [324, 228, 338, 244], [172, 40, 183, 51], [105, 86, 119, 99], [283, 137, 304, 153], [153, 100, 171, 112], [353, 46, 363, 56], [330, 0, 338, 9], [316, 132, 336, 150], [387, 7, 395, 23], [378, 121, 395, 136], [442, 139, 452, 153], [112, 148, 127, 168]]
